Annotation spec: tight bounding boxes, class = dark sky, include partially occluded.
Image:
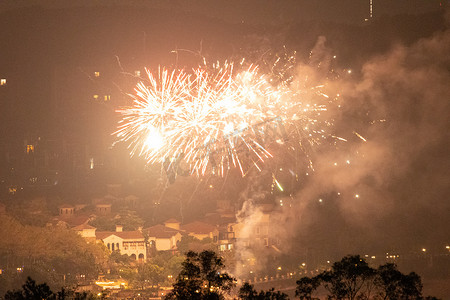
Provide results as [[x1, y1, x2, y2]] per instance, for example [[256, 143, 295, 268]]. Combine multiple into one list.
[[0, 0, 445, 24]]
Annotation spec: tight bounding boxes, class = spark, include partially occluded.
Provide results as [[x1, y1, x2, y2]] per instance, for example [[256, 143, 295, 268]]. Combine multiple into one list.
[[272, 174, 284, 192], [353, 131, 367, 142]]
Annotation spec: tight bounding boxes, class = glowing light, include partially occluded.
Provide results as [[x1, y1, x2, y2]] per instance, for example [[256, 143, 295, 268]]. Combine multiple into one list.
[[115, 57, 339, 176], [422, 248, 427, 252]]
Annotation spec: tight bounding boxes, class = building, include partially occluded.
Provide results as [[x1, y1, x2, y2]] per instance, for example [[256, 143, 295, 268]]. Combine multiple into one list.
[[181, 221, 219, 242], [96, 225, 146, 261], [58, 204, 75, 218], [144, 224, 183, 252], [73, 223, 97, 242]]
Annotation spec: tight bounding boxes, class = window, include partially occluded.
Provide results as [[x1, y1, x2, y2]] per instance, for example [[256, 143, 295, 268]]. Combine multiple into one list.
[[93, 95, 99, 100], [0, 79, 6, 86], [116, 243, 120, 250], [26, 145, 34, 154], [94, 72, 100, 77], [107, 243, 110, 250], [104, 95, 110, 101]]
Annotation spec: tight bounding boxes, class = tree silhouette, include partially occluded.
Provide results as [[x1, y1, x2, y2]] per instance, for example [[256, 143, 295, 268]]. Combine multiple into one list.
[[295, 255, 435, 300], [295, 277, 320, 300], [165, 250, 235, 299], [238, 282, 289, 300], [5, 277, 53, 300], [318, 255, 375, 300]]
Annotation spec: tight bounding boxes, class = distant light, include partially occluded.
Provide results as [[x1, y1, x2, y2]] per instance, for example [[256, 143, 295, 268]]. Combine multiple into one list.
[[347, 70, 352, 74], [318, 199, 323, 203], [94, 71, 100, 77], [333, 55, 336, 59], [277, 266, 282, 270], [422, 248, 427, 252], [355, 194, 360, 198], [346, 160, 350, 164], [371, 256, 376, 259], [301, 263, 306, 267], [0, 78, 6, 86], [326, 261, 330, 264], [209, 185, 213, 188]]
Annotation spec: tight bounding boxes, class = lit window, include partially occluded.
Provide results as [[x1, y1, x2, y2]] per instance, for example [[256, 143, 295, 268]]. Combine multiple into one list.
[[93, 95, 99, 100], [0, 79, 6, 86], [94, 72, 100, 77], [135, 70, 141, 77], [104, 95, 110, 101], [26, 145, 34, 154]]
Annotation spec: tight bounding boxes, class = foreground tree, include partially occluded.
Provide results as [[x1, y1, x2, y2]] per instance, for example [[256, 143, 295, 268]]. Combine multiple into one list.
[[295, 277, 320, 300], [295, 255, 436, 300], [165, 250, 235, 300], [375, 263, 423, 299], [5, 277, 53, 300], [318, 255, 376, 300], [239, 282, 289, 300]]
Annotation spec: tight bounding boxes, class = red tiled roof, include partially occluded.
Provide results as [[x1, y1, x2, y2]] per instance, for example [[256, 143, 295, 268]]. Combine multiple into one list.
[[56, 215, 90, 227], [181, 221, 217, 234], [96, 230, 144, 240], [144, 224, 181, 239]]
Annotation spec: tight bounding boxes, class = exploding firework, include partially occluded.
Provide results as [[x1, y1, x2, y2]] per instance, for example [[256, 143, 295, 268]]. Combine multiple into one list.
[[114, 57, 336, 178]]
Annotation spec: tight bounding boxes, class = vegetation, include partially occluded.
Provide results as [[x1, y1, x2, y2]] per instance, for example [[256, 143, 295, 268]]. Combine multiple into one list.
[[238, 282, 289, 300], [165, 250, 235, 299], [0, 216, 108, 295], [4, 277, 97, 300], [296, 255, 435, 300]]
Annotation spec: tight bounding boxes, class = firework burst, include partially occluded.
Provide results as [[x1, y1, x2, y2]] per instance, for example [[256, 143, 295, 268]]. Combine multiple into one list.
[[114, 58, 335, 178]]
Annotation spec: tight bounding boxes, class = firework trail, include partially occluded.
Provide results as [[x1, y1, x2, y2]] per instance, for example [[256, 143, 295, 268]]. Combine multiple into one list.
[[114, 57, 336, 178]]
